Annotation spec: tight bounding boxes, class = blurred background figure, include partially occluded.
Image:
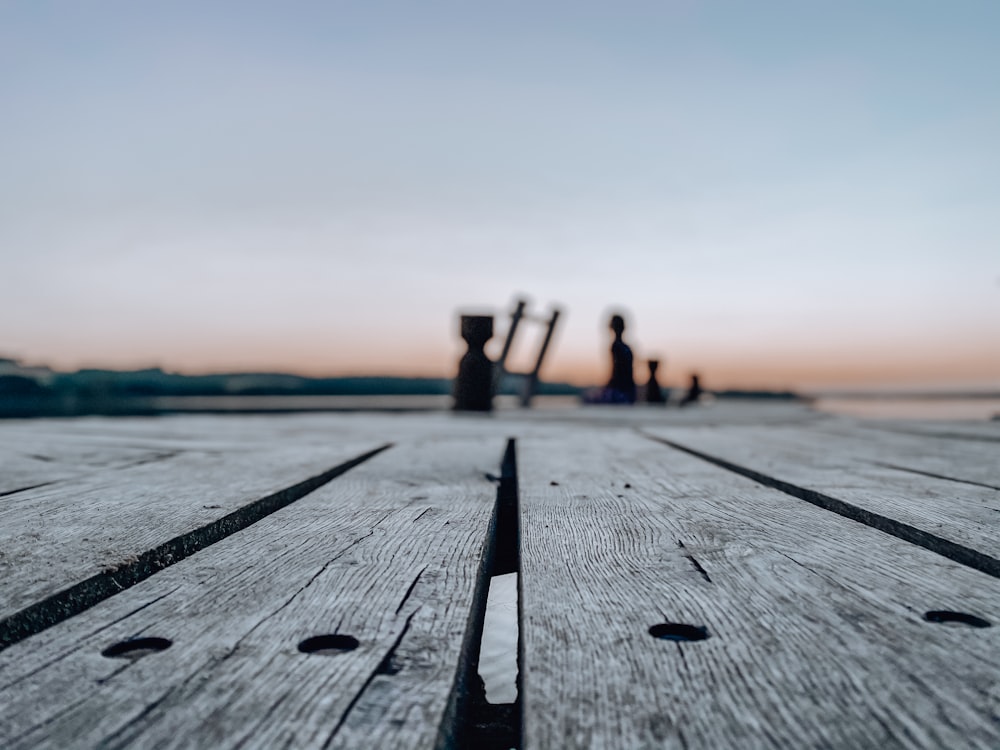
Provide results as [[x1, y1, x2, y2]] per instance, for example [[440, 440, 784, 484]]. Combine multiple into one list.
[[679, 373, 704, 407], [583, 313, 636, 404], [644, 359, 665, 404], [607, 314, 636, 404]]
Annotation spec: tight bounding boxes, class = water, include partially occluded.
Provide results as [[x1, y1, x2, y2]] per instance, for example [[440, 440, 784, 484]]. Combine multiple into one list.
[[813, 396, 1000, 421]]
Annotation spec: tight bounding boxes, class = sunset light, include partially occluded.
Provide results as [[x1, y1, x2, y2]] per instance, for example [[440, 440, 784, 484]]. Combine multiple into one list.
[[2, 1, 998, 392]]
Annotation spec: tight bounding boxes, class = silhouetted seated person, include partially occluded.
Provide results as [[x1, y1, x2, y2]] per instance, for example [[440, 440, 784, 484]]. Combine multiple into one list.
[[582, 314, 636, 404], [679, 373, 704, 407]]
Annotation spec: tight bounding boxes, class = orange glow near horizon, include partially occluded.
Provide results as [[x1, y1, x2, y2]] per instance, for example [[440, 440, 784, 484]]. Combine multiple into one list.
[[15, 329, 999, 394], [4, 4, 1000, 401]]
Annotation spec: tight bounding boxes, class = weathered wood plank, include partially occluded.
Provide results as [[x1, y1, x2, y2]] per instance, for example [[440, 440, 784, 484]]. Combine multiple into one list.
[[0, 431, 180, 494], [518, 428, 1000, 749], [643, 423, 1000, 567], [817, 419, 1000, 488], [0, 435, 388, 646], [0, 435, 502, 749], [860, 418, 1000, 444], [507, 400, 821, 430], [0, 413, 385, 494]]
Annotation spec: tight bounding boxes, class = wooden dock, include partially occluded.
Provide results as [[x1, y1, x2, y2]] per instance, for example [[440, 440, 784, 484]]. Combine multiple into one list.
[[0, 404, 997, 748]]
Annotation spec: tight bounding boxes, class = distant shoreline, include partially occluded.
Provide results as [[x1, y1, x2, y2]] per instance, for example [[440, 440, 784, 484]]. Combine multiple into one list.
[[0, 364, 808, 418], [4, 362, 996, 420]]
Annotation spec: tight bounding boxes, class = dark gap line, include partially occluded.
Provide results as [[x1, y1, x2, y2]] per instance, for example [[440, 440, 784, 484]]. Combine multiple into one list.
[[643, 433, 1000, 580], [394, 566, 427, 616], [0, 444, 392, 652], [677, 540, 712, 583], [866, 460, 1000, 492], [0, 586, 182, 694], [428, 453, 500, 750], [441, 437, 521, 750], [324, 610, 418, 747], [0, 481, 57, 499], [116, 451, 182, 470]]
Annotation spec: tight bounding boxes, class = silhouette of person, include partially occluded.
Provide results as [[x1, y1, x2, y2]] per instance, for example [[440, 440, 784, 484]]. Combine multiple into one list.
[[679, 373, 703, 407], [645, 359, 665, 404], [606, 314, 636, 404]]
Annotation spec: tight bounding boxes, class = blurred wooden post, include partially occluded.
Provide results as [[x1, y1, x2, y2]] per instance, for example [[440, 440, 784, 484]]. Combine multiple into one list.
[[493, 299, 527, 396], [520, 308, 560, 408], [453, 315, 495, 412]]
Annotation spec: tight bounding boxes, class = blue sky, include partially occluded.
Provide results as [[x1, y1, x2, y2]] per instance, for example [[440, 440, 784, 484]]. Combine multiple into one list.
[[2, 1, 998, 389]]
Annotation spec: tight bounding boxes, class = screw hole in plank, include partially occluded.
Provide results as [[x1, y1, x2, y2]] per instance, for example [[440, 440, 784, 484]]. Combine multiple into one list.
[[924, 611, 991, 628], [298, 634, 360, 654], [649, 623, 709, 642], [102, 637, 173, 658]]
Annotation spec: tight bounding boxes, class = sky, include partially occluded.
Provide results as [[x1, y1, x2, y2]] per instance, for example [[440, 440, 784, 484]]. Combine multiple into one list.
[[2, 1, 998, 391]]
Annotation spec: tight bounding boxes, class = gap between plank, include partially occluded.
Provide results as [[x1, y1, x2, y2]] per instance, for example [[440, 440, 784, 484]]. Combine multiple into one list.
[[642, 432, 1000, 580], [864, 460, 1000, 492], [0, 444, 392, 652], [319, 441, 514, 750], [440, 438, 522, 750], [0, 481, 56, 499]]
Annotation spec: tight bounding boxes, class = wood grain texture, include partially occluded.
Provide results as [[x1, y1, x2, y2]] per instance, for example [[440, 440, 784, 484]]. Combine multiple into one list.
[[814, 418, 1000, 489], [0, 430, 179, 495], [0, 434, 503, 749], [0, 414, 406, 648], [5, 408, 997, 749], [0, 412, 400, 494], [861, 418, 1000, 444], [0, 439, 386, 627], [0, 411, 513, 626], [518, 428, 1000, 749], [643, 423, 1000, 564]]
